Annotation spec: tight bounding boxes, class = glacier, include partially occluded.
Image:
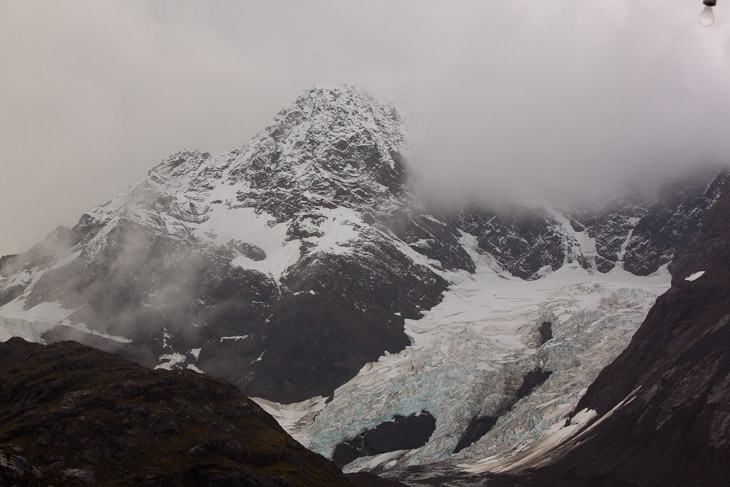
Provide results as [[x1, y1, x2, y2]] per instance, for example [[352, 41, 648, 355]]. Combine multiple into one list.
[[255, 233, 670, 471]]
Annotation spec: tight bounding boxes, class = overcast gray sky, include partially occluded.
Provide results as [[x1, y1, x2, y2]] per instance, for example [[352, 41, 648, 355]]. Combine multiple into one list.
[[2, 0, 730, 256]]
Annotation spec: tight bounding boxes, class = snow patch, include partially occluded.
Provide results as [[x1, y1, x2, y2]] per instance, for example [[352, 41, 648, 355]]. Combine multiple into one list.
[[0, 299, 77, 343], [617, 228, 635, 262], [685, 271, 705, 282], [305, 207, 362, 256], [155, 353, 187, 370], [58, 320, 132, 344], [220, 335, 249, 343], [50, 250, 82, 270], [196, 206, 300, 282], [187, 364, 204, 373]]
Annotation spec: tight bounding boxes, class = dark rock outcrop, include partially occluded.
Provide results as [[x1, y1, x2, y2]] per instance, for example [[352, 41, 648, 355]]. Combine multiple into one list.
[[538, 321, 553, 345], [622, 168, 729, 275], [459, 206, 571, 280], [568, 168, 730, 276], [569, 195, 648, 273], [453, 416, 499, 454], [514, 368, 552, 401], [332, 412, 437, 467]]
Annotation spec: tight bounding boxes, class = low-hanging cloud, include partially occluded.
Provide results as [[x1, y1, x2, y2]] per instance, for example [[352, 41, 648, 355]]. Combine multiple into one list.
[[1, 0, 730, 254]]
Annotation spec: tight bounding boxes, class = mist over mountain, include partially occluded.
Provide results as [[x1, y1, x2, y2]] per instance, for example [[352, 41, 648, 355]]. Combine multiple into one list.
[[2, 1, 730, 257], [2, 1, 730, 486], [2, 84, 729, 486]]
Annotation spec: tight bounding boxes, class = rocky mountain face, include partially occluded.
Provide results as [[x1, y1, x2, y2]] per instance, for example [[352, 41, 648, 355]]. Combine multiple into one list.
[[0, 338, 355, 487], [546, 187, 730, 486], [602, 168, 728, 276], [1, 85, 729, 482], [458, 167, 729, 280], [432, 184, 730, 487]]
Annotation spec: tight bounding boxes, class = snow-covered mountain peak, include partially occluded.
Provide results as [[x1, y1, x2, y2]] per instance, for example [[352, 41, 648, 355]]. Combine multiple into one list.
[[77, 85, 414, 262], [221, 84, 409, 214], [281, 84, 402, 136], [252, 83, 406, 174]]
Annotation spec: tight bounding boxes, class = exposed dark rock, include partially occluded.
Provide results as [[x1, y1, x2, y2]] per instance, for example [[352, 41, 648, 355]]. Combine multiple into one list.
[[453, 416, 499, 454], [458, 205, 572, 280], [379, 210, 475, 272], [332, 412, 437, 467], [228, 240, 267, 261], [515, 368, 552, 400], [0, 447, 41, 485], [453, 368, 552, 454], [0, 254, 20, 277], [0, 284, 24, 307], [0, 338, 354, 487], [623, 168, 729, 275], [538, 321, 553, 345]]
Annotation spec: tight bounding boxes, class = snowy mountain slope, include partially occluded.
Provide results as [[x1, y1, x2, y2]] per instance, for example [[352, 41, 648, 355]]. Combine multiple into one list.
[[622, 168, 729, 275], [0, 85, 728, 477], [0, 85, 456, 403]]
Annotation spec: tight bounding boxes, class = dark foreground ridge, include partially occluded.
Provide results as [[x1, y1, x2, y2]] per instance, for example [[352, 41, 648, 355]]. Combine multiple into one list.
[[0, 338, 381, 487]]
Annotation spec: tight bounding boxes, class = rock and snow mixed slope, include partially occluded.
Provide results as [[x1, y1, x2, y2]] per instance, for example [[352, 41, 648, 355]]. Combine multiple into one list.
[[0, 85, 452, 404], [0, 85, 728, 478], [450, 178, 730, 487], [255, 235, 671, 472]]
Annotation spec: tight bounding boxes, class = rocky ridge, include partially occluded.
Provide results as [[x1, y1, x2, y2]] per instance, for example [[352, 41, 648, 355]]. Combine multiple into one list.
[[0, 338, 354, 487]]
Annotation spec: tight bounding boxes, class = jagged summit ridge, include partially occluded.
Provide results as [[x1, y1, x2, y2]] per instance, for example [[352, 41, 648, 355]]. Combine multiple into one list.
[[79, 85, 411, 265], [225, 84, 410, 221], [147, 85, 408, 202]]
